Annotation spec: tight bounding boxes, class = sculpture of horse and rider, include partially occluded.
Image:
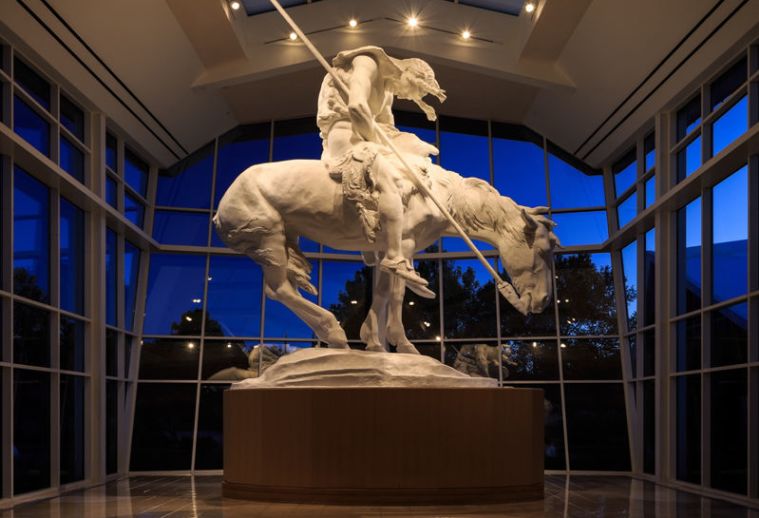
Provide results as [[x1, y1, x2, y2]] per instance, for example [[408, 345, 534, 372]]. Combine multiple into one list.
[[213, 46, 559, 354]]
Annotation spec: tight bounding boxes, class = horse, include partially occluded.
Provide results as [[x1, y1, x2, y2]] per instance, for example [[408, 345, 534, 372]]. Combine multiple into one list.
[[213, 158, 559, 354]]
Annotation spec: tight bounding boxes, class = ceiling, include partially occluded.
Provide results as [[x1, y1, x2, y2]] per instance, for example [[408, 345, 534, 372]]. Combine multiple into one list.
[[2, 0, 758, 167]]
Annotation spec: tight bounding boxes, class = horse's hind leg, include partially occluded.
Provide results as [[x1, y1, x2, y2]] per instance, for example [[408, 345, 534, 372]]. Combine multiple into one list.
[[253, 235, 349, 349], [360, 261, 391, 352]]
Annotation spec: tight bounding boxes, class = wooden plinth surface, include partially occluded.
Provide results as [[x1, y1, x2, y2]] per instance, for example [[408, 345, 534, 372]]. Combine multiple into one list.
[[223, 387, 544, 504]]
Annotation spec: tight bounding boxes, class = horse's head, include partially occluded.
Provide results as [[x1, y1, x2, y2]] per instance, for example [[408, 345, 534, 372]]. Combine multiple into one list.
[[496, 203, 560, 315]]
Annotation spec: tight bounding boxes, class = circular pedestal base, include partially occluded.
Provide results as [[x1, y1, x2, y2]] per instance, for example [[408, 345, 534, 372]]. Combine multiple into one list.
[[223, 387, 544, 505]]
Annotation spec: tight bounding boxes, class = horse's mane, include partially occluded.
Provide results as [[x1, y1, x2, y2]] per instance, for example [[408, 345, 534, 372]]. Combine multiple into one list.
[[435, 170, 526, 243]]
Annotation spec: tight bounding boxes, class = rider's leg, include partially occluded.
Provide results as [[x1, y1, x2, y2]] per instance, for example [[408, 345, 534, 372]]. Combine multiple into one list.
[[374, 155, 428, 286]]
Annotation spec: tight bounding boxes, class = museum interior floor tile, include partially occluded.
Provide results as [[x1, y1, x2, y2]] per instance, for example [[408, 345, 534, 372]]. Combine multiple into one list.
[[2, 475, 757, 517]]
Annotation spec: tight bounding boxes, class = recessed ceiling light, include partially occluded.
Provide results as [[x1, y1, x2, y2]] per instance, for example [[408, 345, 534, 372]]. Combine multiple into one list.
[[349, 18, 358, 28], [407, 16, 418, 27], [461, 29, 471, 40], [525, 2, 536, 13], [230, 0, 241, 10], [289, 31, 298, 40]]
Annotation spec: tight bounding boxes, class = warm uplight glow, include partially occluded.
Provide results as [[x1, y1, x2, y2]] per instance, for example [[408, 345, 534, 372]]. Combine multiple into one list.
[[226, 343, 233, 349], [532, 341, 538, 348], [230, 0, 241, 10], [349, 18, 358, 28], [185, 315, 193, 322], [289, 32, 298, 40], [435, 335, 441, 342], [407, 16, 418, 27], [461, 30, 471, 40], [350, 300, 358, 305], [525, 2, 536, 13], [560, 342, 567, 348], [409, 301, 415, 306], [188, 342, 196, 349], [423, 321, 431, 328]]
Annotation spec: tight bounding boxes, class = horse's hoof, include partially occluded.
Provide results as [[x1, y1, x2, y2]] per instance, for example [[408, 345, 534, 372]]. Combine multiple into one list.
[[366, 344, 387, 352], [396, 344, 421, 355], [327, 342, 350, 350]]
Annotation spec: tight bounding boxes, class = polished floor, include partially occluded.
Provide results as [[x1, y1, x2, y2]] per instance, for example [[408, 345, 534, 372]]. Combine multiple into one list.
[[3, 475, 757, 517]]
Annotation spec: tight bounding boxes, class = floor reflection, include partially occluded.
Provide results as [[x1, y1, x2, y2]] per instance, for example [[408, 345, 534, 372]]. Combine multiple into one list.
[[2, 475, 756, 517]]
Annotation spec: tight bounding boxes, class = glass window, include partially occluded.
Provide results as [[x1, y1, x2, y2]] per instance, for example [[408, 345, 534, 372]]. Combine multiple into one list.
[[13, 57, 50, 109], [443, 259, 496, 338], [644, 175, 655, 208], [130, 383, 196, 470], [617, 192, 637, 228], [152, 210, 209, 246], [139, 338, 200, 380], [60, 198, 84, 314], [550, 211, 608, 246], [206, 256, 263, 338], [105, 132, 117, 171], [642, 328, 655, 377], [105, 175, 117, 208], [444, 342, 499, 381], [403, 259, 441, 341], [60, 136, 84, 183], [710, 369, 747, 494], [676, 316, 700, 372], [106, 328, 118, 377], [612, 149, 636, 197], [321, 261, 371, 341], [676, 374, 701, 483], [712, 165, 747, 302], [501, 340, 559, 381], [492, 124, 547, 206], [59, 94, 84, 141], [106, 380, 118, 474], [14, 369, 50, 494], [710, 302, 748, 367], [14, 167, 51, 296], [676, 135, 701, 182], [561, 338, 621, 380], [677, 198, 701, 314], [124, 241, 141, 331], [14, 302, 50, 367], [105, 229, 117, 326], [144, 253, 205, 335], [60, 374, 85, 484], [14, 96, 50, 156], [564, 383, 630, 470], [556, 253, 617, 336], [547, 147, 605, 208], [395, 110, 436, 145], [124, 148, 149, 197], [621, 240, 637, 331], [644, 132, 655, 171], [643, 379, 655, 474], [202, 340, 256, 379], [500, 261, 555, 337], [643, 228, 655, 326], [439, 117, 489, 183], [709, 57, 747, 111], [195, 384, 228, 470], [60, 316, 85, 372], [676, 95, 701, 141], [124, 192, 144, 228], [214, 124, 269, 208], [712, 96, 748, 156], [157, 142, 214, 209], [272, 119, 321, 161]]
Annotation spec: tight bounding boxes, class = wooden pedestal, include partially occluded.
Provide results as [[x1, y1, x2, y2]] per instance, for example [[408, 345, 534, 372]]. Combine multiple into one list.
[[223, 387, 544, 504]]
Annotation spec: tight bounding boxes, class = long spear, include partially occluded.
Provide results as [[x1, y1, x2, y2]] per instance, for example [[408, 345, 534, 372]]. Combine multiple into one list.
[[268, 0, 529, 314]]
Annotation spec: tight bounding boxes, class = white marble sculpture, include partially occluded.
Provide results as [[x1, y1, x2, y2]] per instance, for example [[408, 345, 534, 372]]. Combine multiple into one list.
[[213, 46, 559, 355]]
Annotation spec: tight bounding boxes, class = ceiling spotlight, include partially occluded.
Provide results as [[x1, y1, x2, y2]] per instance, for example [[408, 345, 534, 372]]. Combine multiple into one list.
[[188, 342, 196, 349], [525, 2, 536, 13], [532, 341, 537, 348], [349, 18, 358, 28], [185, 315, 193, 322], [560, 342, 567, 348], [435, 335, 441, 342], [461, 29, 471, 40], [409, 301, 415, 306], [350, 299, 358, 305], [230, 0, 241, 10], [407, 16, 418, 27], [226, 342, 233, 349], [289, 31, 298, 41]]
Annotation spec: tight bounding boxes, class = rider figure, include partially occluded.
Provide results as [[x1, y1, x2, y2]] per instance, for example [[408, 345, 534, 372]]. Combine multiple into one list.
[[317, 46, 446, 289]]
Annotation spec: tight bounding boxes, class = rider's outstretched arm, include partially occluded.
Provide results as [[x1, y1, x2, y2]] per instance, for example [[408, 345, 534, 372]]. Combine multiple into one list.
[[347, 55, 378, 142]]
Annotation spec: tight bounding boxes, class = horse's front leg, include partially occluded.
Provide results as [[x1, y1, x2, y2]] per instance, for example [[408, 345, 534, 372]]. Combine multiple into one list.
[[360, 257, 392, 352], [385, 241, 421, 354]]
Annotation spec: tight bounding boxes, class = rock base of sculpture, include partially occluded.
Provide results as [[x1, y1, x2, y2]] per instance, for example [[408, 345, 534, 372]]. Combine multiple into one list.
[[223, 383, 544, 504], [231, 347, 498, 388]]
